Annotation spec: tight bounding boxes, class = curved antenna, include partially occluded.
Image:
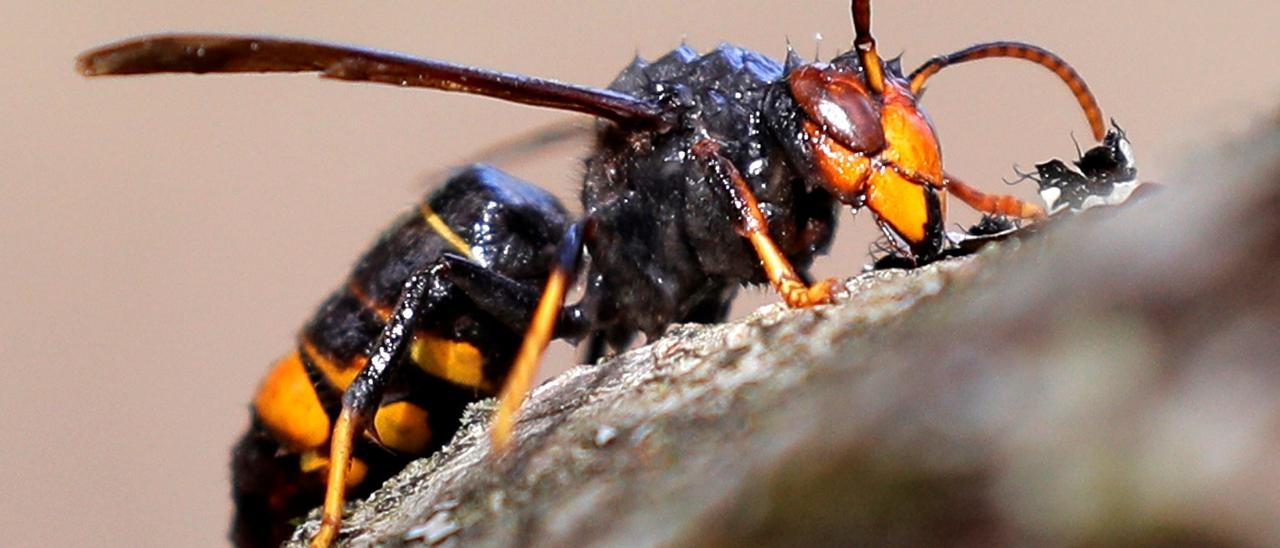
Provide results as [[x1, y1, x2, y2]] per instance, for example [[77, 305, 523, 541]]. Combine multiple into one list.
[[851, 0, 885, 94], [908, 41, 1105, 140], [77, 34, 667, 128]]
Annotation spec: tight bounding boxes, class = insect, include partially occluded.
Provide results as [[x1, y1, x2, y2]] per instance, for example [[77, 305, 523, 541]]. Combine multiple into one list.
[[1027, 123, 1141, 215], [77, 1, 1110, 546], [874, 124, 1140, 270]]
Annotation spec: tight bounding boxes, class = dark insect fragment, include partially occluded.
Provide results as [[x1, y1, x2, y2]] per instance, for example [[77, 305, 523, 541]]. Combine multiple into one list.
[[1032, 123, 1140, 215]]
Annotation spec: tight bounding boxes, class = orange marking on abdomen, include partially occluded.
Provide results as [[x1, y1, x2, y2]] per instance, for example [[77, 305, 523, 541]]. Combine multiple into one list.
[[253, 350, 332, 452], [373, 401, 433, 455], [347, 276, 492, 391], [299, 450, 368, 489], [410, 335, 493, 392], [300, 337, 363, 391], [420, 202, 475, 259]]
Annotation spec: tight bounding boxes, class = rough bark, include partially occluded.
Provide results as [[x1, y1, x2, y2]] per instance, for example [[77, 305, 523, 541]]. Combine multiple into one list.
[[292, 118, 1280, 547]]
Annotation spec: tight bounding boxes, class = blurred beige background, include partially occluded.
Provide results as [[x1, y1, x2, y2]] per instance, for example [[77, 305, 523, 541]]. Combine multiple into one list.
[[1, 1, 1276, 546]]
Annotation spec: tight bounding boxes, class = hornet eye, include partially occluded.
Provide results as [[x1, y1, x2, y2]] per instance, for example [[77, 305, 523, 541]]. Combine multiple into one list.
[[790, 64, 885, 154]]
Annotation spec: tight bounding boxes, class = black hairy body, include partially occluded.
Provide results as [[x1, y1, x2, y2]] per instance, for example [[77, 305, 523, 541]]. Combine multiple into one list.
[[585, 45, 837, 343]]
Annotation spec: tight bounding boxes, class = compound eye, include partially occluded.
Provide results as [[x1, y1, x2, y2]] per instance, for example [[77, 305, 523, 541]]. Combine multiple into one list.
[[790, 65, 886, 154]]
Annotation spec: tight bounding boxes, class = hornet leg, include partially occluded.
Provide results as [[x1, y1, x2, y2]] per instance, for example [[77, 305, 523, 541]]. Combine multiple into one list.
[[490, 220, 592, 452], [310, 242, 593, 546], [440, 252, 592, 341], [310, 264, 449, 547], [693, 139, 837, 308]]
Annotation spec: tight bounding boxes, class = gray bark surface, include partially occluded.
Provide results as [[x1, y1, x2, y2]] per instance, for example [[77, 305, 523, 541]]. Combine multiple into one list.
[[292, 119, 1280, 547]]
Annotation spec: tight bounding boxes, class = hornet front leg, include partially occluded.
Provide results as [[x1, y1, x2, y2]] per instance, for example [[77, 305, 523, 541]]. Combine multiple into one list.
[[693, 139, 837, 308]]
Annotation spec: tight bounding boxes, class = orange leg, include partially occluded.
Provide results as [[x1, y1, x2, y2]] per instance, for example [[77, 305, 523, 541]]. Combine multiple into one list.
[[311, 409, 357, 548], [945, 173, 1046, 220], [311, 267, 440, 547], [694, 140, 836, 308], [490, 221, 588, 452], [908, 41, 1106, 141]]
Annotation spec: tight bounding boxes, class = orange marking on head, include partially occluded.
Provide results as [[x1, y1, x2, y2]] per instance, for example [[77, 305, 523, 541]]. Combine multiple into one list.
[[798, 75, 945, 248], [865, 168, 932, 245], [803, 120, 872, 203], [373, 401, 433, 455], [253, 350, 332, 452], [877, 82, 943, 186]]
